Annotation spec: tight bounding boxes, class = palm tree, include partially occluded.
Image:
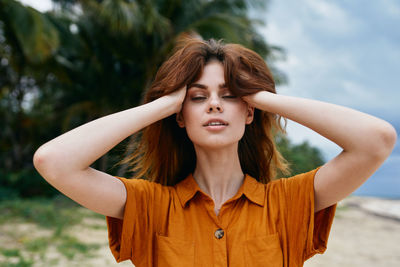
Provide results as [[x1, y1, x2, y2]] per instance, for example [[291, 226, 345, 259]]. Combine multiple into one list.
[[0, 0, 65, 197], [0, 0, 289, 194]]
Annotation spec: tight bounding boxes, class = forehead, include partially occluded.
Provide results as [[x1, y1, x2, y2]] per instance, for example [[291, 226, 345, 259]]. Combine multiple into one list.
[[188, 61, 226, 90], [201, 60, 224, 77]]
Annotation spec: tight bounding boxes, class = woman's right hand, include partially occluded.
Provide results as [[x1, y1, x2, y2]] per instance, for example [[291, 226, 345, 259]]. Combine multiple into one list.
[[163, 86, 187, 114]]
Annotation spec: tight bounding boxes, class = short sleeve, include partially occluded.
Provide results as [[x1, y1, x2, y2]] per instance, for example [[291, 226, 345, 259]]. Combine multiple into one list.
[[279, 167, 337, 263], [106, 177, 169, 265]]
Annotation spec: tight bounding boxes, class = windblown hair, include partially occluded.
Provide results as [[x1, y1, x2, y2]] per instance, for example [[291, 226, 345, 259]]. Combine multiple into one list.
[[123, 37, 289, 185]]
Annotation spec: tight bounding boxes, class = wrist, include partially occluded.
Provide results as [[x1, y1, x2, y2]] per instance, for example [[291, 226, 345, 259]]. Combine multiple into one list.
[[154, 95, 180, 116], [244, 91, 273, 110]]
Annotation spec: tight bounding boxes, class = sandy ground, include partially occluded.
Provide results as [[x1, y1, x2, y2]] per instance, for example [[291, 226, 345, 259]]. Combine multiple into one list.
[[1, 195, 399, 266], [304, 196, 400, 267]]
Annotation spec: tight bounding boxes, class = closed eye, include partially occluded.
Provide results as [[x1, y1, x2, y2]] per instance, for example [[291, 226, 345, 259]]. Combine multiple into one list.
[[191, 96, 206, 101], [222, 95, 237, 99]]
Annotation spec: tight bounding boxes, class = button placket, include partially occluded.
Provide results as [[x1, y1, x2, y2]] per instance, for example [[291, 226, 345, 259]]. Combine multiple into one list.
[[213, 227, 227, 267]]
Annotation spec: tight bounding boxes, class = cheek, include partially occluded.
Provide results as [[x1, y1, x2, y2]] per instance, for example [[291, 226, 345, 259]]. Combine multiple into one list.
[[181, 104, 193, 123], [181, 104, 201, 130], [233, 104, 249, 122], [229, 106, 250, 136], [180, 105, 205, 142]]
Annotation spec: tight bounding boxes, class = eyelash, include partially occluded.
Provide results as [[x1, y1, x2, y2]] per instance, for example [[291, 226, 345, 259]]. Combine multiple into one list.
[[191, 96, 206, 101], [191, 95, 237, 101]]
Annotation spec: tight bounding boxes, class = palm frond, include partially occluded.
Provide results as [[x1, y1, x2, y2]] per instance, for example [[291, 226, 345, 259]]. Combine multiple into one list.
[[0, 0, 60, 64]]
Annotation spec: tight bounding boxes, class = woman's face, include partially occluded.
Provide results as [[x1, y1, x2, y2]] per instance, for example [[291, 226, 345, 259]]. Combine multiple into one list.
[[177, 60, 254, 149]]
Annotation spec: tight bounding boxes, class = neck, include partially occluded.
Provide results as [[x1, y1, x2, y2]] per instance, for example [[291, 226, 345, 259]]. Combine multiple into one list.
[[192, 143, 245, 209]]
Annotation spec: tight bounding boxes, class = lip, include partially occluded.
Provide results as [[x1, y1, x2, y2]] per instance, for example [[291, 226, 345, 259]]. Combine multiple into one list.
[[203, 119, 229, 131], [203, 119, 229, 127]]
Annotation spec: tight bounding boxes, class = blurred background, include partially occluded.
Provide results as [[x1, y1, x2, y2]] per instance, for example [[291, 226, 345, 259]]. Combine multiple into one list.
[[0, 0, 399, 266]]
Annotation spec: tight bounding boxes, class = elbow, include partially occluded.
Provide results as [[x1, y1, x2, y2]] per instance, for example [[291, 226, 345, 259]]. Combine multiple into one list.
[[33, 145, 58, 181], [33, 146, 43, 168], [372, 122, 397, 159], [33, 146, 46, 172]]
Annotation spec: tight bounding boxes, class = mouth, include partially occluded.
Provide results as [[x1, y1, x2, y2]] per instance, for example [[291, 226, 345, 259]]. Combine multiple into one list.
[[203, 119, 229, 129]]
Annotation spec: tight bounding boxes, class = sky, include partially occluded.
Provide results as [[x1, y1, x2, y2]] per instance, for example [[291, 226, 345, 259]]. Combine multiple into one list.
[[257, 0, 400, 198], [19, 0, 400, 198]]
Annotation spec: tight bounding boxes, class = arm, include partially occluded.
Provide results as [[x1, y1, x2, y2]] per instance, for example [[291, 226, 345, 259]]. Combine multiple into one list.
[[33, 87, 186, 219], [243, 91, 397, 212]]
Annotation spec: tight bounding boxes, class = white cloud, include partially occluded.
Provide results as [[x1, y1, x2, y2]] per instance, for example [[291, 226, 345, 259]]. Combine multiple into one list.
[[304, 0, 352, 21]]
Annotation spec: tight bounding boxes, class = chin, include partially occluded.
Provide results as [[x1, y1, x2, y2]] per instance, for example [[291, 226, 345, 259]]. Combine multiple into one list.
[[191, 137, 242, 150], [186, 128, 245, 149]]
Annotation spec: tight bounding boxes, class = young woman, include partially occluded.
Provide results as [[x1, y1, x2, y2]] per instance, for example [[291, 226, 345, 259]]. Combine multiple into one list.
[[33, 38, 396, 266]]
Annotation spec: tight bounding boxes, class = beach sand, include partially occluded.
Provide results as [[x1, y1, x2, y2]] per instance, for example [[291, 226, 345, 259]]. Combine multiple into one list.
[[304, 196, 400, 267]]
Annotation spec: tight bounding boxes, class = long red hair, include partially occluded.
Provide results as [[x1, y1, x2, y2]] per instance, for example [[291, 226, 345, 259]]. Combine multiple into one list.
[[123, 37, 288, 185]]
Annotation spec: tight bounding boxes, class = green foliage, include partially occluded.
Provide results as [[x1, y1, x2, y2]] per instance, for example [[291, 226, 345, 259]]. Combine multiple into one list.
[[276, 134, 325, 177], [0, 0, 60, 64], [0, 0, 322, 197], [0, 170, 59, 200]]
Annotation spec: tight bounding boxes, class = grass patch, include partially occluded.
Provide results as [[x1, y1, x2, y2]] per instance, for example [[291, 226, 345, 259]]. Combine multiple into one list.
[[87, 223, 107, 230], [24, 237, 49, 253], [56, 235, 100, 260], [0, 195, 106, 265], [0, 258, 33, 267], [0, 248, 33, 267], [0, 248, 20, 257], [0, 195, 101, 235]]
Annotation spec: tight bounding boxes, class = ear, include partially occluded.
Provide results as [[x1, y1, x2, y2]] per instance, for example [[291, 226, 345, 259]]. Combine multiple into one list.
[[176, 112, 185, 128], [245, 105, 254, 125]]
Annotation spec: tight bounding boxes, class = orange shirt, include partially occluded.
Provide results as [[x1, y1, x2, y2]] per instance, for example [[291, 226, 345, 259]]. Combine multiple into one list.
[[106, 168, 336, 267]]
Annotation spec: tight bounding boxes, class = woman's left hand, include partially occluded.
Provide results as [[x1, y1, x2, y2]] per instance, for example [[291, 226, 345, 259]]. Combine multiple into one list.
[[241, 91, 272, 110]]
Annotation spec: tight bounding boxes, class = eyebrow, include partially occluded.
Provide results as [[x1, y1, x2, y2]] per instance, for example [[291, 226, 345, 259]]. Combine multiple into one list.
[[187, 83, 227, 90]]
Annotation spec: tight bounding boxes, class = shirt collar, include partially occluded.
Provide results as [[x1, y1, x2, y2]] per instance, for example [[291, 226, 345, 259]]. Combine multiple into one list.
[[175, 173, 265, 207]]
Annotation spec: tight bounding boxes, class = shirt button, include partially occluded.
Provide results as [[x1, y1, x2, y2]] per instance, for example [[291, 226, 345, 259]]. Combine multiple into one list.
[[214, 229, 224, 239]]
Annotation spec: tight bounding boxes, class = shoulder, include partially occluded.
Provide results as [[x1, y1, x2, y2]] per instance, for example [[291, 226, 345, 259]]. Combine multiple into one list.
[[263, 168, 319, 197], [272, 168, 319, 186]]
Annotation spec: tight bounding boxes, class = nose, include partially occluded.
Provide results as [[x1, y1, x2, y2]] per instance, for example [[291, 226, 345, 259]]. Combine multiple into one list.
[[207, 95, 223, 113]]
